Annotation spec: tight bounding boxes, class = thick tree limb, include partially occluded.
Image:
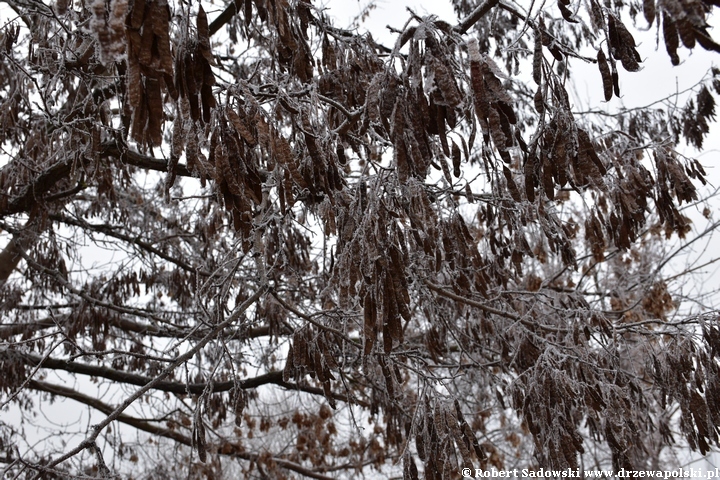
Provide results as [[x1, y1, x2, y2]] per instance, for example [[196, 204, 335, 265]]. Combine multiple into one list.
[[0, 236, 24, 287], [101, 142, 192, 177], [21, 352, 283, 394], [454, 0, 501, 34], [209, 2, 238, 36], [0, 217, 41, 287], [0, 317, 285, 341], [0, 158, 74, 217], [18, 351, 363, 406], [0, 145, 193, 218], [0, 319, 56, 339]]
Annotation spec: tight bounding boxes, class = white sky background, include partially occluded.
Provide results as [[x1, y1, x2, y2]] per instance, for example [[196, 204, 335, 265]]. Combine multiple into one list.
[[2, 0, 720, 473]]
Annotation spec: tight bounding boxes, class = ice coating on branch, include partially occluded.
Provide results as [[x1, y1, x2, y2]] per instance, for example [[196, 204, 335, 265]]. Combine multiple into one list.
[[468, 37, 482, 63]]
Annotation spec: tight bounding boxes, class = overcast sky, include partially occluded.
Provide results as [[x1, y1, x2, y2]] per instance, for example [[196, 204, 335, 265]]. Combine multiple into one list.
[[2, 0, 720, 471]]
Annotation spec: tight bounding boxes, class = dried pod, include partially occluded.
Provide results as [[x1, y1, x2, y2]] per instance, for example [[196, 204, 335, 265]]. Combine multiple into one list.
[[611, 60, 620, 97], [451, 140, 461, 178], [694, 26, 720, 53], [549, 44, 564, 61], [597, 49, 613, 101], [533, 29, 543, 85], [677, 18, 696, 49], [534, 86, 545, 114], [643, 0, 656, 26], [558, 0, 578, 23], [503, 166, 522, 202], [538, 17, 552, 46], [56, 0, 68, 15], [663, 14, 680, 66], [525, 154, 538, 202]]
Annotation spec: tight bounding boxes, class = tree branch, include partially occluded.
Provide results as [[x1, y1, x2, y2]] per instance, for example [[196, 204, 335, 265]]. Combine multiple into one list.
[[20, 351, 284, 394], [32, 286, 269, 475], [101, 142, 192, 178], [0, 309, 288, 342], [0, 144, 194, 218], [454, 0, 500, 34], [0, 158, 74, 217], [0, 235, 24, 287], [425, 280, 520, 320], [27, 380, 337, 480], [49, 214, 210, 277], [18, 350, 364, 405], [425, 280, 570, 333], [28, 379, 191, 443], [208, 2, 239, 37]]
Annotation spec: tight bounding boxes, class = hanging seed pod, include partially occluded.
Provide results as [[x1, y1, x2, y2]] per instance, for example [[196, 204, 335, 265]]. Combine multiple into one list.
[[611, 60, 620, 97], [643, 0, 656, 26], [534, 86, 545, 114], [597, 49, 613, 101], [533, 29, 543, 85]]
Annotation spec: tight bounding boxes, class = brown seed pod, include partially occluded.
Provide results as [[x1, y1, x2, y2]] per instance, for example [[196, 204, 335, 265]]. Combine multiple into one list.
[[597, 49, 613, 101], [663, 14, 680, 65], [607, 14, 621, 57], [643, 0, 656, 26], [468, 39, 490, 135], [452, 140, 461, 178], [538, 17, 552, 46], [695, 26, 720, 53], [677, 18, 696, 49], [549, 44, 564, 61], [589, 0, 605, 31], [129, 0, 145, 30], [533, 29, 543, 85], [152, 2, 173, 73], [525, 154, 538, 202], [56, 0, 68, 15], [611, 60, 620, 97], [534, 86, 545, 114], [145, 77, 164, 146], [503, 166, 522, 202], [558, 0, 578, 23]]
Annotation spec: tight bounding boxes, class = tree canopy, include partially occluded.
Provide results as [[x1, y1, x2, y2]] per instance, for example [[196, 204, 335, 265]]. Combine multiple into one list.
[[1, 0, 720, 477]]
